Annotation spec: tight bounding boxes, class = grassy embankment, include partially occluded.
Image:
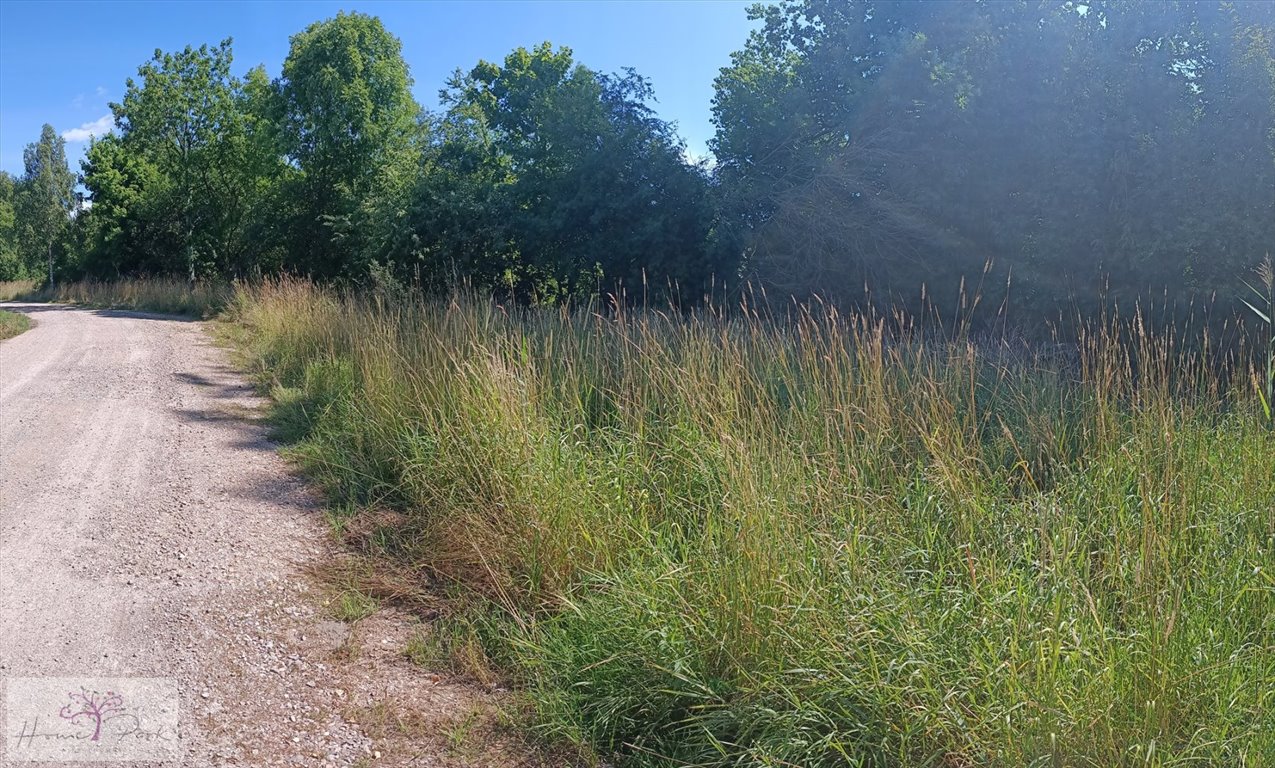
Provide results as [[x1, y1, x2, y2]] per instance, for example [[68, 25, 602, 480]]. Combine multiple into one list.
[[0, 281, 37, 338], [0, 309, 31, 340], [225, 280, 1273, 768], [13, 277, 1275, 766]]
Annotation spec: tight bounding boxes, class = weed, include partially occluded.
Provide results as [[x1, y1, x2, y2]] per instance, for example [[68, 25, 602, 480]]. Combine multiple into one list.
[[219, 278, 1275, 766], [443, 707, 485, 754], [332, 590, 379, 623], [0, 280, 38, 301], [0, 309, 31, 340], [404, 617, 500, 685]]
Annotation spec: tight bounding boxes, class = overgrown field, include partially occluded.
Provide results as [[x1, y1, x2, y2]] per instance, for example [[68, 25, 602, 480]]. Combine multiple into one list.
[[0, 308, 31, 340], [0, 278, 229, 317], [215, 280, 1274, 767]]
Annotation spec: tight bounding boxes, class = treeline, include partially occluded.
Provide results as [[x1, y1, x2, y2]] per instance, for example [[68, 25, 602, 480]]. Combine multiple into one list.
[[3, 1, 1274, 321]]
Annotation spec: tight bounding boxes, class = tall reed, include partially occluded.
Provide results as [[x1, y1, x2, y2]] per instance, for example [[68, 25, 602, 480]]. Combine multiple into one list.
[[1243, 256, 1274, 428], [228, 279, 1273, 767]]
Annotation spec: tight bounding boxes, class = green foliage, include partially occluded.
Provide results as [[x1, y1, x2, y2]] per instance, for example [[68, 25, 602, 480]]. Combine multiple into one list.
[[15, 124, 76, 283], [12, 4, 1273, 320], [0, 172, 25, 280], [80, 134, 172, 276], [232, 279, 1275, 767], [0, 309, 32, 340], [377, 42, 733, 299], [277, 11, 421, 280], [713, 1, 1275, 320], [369, 106, 519, 291], [78, 41, 287, 280]]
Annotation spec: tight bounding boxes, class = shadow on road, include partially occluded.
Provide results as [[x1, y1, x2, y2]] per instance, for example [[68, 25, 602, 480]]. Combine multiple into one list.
[[170, 362, 323, 512]]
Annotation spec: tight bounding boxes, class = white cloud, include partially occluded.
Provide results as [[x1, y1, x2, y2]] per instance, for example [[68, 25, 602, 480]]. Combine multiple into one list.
[[61, 114, 113, 143], [95, 85, 108, 97]]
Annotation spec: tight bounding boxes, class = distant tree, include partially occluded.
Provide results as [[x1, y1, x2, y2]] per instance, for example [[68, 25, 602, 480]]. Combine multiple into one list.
[[16, 124, 76, 285], [434, 43, 730, 300], [277, 11, 421, 279], [79, 133, 170, 277], [0, 171, 23, 280], [79, 41, 287, 279], [233, 64, 294, 276], [711, 1, 957, 303], [364, 105, 517, 292]]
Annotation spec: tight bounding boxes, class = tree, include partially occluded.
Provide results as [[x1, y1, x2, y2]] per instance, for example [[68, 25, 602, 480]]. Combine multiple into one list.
[[712, 1, 1275, 322], [277, 11, 421, 279], [434, 43, 730, 300], [17, 124, 76, 285], [364, 106, 518, 292], [79, 41, 288, 280], [0, 172, 23, 280], [79, 133, 170, 277]]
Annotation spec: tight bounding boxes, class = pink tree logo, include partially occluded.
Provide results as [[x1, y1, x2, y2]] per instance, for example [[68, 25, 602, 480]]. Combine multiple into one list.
[[59, 688, 126, 742]]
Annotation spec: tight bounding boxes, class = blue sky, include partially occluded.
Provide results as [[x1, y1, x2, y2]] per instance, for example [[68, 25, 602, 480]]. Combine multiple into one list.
[[0, 0, 758, 176]]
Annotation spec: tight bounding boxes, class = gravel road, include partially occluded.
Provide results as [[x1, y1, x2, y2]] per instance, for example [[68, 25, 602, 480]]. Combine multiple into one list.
[[0, 304, 530, 767]]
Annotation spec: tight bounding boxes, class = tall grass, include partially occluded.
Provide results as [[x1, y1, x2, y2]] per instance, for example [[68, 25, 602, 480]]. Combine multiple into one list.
[[0, 280, 39, 302], [1242, 257, 1274, 428], [0, 278, 231, 317], [0, 309, 32, 340], [228, 279, 1273, 767]]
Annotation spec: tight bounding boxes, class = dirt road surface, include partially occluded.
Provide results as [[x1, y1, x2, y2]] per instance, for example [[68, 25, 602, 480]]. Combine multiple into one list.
[[0, 304, 529, 767]]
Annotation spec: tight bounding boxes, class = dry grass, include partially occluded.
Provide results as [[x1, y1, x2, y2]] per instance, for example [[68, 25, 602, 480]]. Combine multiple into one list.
[[223, 278, 1274, 767], [0, 280, 38, 302], [2, 278, 231, 317]]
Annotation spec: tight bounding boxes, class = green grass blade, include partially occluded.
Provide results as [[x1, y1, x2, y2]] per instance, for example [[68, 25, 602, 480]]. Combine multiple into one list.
[[1240, 297, 1271, 325]]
